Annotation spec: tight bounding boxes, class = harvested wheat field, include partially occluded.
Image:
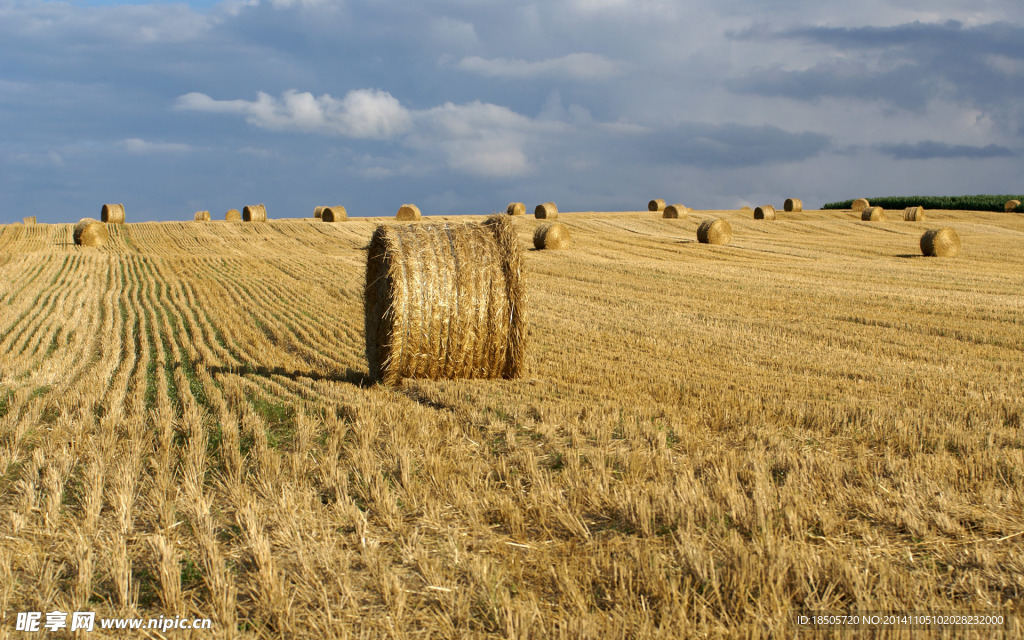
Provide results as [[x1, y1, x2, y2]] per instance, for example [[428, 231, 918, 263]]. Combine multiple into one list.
[[0, 209, 1022, 639]]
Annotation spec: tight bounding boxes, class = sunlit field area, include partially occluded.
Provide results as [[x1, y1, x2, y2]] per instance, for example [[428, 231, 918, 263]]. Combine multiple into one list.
[[1, 209, 1022, 639]]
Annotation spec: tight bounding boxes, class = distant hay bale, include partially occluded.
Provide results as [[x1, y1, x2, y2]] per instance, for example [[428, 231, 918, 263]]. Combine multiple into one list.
[[697, 218, 732, 245], [73, 218, 109, 247], [851, 198, 870, 212], [364, 215, 526, 385], [243, 204, 267, 222], [861, 206, 885, 221], [101, 203, 125, 224], [506, 202, 526, 216], [23, 216, 36, 225], [1005, 199, 1020, 212], [194, 210, 210, 222], [662, 204, 688, 219], [648, 199, 666, 212], [904, 206, 925, 221], [784, 198, 803, 212], [740, 205, 752, 211], [534, 202, 558, 219], [754, 205, 776, 220], [322, 206, 348, 222], [314, 206, 326, 219], [533, 222, 571, 250], [920, 227, 960, 257], [225, 209, 241, 222], [396, 204, 421, 221]]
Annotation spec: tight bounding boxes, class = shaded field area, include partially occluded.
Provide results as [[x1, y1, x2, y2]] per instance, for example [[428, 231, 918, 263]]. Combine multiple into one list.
[[1, 210, 1023, 638]]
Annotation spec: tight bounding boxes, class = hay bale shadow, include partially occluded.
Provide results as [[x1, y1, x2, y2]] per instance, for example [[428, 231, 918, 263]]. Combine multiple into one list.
[[207, 365, 370, 387]]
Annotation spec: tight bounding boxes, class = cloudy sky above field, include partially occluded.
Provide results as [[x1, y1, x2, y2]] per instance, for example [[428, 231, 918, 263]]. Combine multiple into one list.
[[1, 0, 1022, 222]]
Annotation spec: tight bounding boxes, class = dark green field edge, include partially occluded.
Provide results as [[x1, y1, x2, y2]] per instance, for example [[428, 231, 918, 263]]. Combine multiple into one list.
[[823, 195, 1024, 212]]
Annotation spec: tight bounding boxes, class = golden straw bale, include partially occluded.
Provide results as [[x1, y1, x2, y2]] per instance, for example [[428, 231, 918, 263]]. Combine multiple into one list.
[[194, 210, 211, 221], [243, 204, 267, 222], [101, 203, 125, 224], [534, 202, 558, 219], [852, 198, 870, 212], [740, 206, 752, 211], [533, 222, 571, 250], [697, 218, 732, 245], [73, 218, 109, 247], [396, 204, 421, 221], [754, 205, 776, 220], [904, 206, 925, 221], [784, 198, 803, 212], [23, 216, 36, 225], [322, 206, 348, 222], [225, 209, 241, 222], [506, 202, 526, 216], [1005, 199, 1020, 212], [920, 227, 960, 257], [364, 215, 526, 385], [314, 206, 326, 219], [648, 199, 666, 212], [861, 207, 885, 221], [663, 204, 688, 219]]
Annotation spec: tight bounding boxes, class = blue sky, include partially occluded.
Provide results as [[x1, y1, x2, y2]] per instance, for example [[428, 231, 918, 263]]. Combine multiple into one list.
[[1, 0, 1022, 223]]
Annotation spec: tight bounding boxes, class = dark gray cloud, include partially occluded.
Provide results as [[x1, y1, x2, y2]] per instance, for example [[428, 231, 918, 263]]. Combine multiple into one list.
[[876, 141, 1016, 160], [648, 124, 832, 168]]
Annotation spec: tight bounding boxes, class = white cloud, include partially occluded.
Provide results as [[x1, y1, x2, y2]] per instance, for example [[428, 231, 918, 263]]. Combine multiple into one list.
[[456, 53, 627, 80], [175, 89, 412, 139], [120, 138, 193, 153]]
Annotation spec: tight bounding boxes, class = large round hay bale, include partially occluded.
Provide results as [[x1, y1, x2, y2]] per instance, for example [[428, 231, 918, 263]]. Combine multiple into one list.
[[697, 218, 732, 245], [364, 215, 526, 385], [739, 205, 752, 212], [194, 210, 210, 222], [534, 202, 558, 219], [920, 227, 960, 257], [754, 205, 776, 220], [506, 202, 526, 216], [663, 204, 688, 219], [648, 199, 666, 212], [225, 209, 241, 222], [784, 198, 803, 212], [243, 204, 267, 222], [396, 204, 421, 221], [904, 206, 925, 221], [73, 218, 109, 247], [23, 216, 37, 225], [533, 222, 571, 250], [861, 207, 885, 221], [322, 206, 348, 222], [314, 206, 326, 219], [1005, 199, 1020, 212], [101, 203, 125, 224], [852, 198, 870, 212]]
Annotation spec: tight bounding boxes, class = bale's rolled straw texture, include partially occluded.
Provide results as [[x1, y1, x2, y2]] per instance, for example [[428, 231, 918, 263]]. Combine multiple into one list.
[[194, 210, 211, 221], [225, 209, 241, 222], [533, 222, 571, 250], [754, 205, 776, 220], [101, 203, 125, 224], [314, 206, 326, 219], [904, 206, 925, 221], [73, 218, 109, 247], [648, 199, 666, 212], [663, 204, 688, 219], [697, 218, 732, 245], [852, 198, 870, 212], [396, 204, 421, 221], [243, 204, 267, 222], [23, 216, 36, 225], [322, 206, 348, 222], [506, 202, 526, 216], [364, 215, 526, 385], [921, 227, 960, 257], [534, 202, 558, 219], [861, 207, 885, 221], [1005, 199, 1020, 212], [784, 198, 803, 212]]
